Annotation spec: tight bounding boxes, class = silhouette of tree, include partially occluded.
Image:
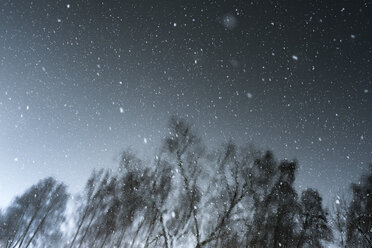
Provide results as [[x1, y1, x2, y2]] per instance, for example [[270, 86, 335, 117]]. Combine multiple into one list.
[[68, 169, 110, 248], [0, 177, 68, 248], [247, 150, 278, 247], [297, 188, 332, 247], [115, 150, 149, 247], [251, 160, 300, 247], [140, 160, 172, 248], [200, 142, 252, 247], [86, 174, 119, 248], [346, 164, 372, 247], [117, 155, 157, 248], [331, 193, 348, 247], [161, 116, 204, 247]]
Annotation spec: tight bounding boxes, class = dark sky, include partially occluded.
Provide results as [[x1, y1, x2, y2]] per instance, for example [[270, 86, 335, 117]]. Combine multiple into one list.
[[0, 0, 371, 207]]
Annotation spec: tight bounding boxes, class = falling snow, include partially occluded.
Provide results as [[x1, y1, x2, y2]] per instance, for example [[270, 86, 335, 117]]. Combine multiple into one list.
[[0, 1, 371, 246]]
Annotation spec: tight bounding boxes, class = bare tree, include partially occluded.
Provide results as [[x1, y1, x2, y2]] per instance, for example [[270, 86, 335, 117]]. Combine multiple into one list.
[[0, 177, 68, 248], [68, 170, 110, 248], [331, 193, 348, 247], [199, 142, 252, 247], [161, 116, 204, 247]]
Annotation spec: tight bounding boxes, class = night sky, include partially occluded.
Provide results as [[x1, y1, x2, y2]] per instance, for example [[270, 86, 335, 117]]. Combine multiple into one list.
[[0, 0, 371, 208]]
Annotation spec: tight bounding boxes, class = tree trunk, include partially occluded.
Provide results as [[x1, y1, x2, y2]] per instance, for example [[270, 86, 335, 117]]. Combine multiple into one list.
[[77, 196, 104, 248], [130, 219, 145, 248], [15, 209, 39, 248], [115, 229, 126, 248], [6, 211, 26, 248], [99, 233, 109, 248], [69, 204, 91, 248], [25, 207, 52, 248]]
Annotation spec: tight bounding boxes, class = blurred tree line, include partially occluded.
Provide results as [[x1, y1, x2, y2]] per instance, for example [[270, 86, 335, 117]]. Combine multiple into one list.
[[0, 117, 371, 247]]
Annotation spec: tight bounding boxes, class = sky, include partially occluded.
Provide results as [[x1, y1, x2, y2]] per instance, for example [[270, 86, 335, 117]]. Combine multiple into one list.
[[0, 0, 371, 208]]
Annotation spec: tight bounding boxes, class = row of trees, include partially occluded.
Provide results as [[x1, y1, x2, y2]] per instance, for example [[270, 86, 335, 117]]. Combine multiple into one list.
[[1, 117, 371, 247]]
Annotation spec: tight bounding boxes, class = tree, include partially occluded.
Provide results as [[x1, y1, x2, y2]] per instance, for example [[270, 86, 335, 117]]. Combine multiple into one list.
[[297, 188, 332, 247], [250, 160, 300, 247], [161, 116, 203, 247], [247, 150, 278, 246], [0, 177, 68, 248], [346, 164, 372, 247], [200, 142, 252, 247], [86, 174, 119, 248], [68, 169, 110, 248], [331, 194, 348, 247]]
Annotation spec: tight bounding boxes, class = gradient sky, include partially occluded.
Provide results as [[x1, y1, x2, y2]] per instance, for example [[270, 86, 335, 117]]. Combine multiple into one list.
[[0, 0, 371, 208]]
